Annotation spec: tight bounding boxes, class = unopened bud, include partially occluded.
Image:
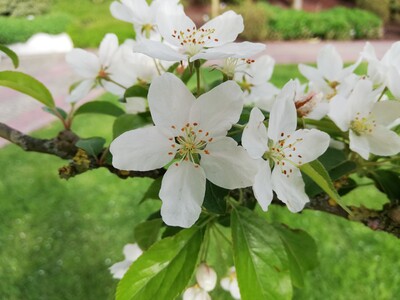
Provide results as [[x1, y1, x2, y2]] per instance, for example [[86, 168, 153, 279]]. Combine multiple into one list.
[[196, 263, 217, 292]]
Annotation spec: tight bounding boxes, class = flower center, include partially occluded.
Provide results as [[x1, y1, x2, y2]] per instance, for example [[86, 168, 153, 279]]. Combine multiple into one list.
[[350, 112, 376, 135], [264, 132, 304, 177], [167, 122, 213, 165], [171, 26, 218, 56]]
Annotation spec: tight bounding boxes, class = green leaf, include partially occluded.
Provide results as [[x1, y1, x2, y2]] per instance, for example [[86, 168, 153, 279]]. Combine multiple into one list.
[[231, 206, 292, 300], [140, 177, 162, 204], [134, 219, 163, 250], [0, 71, 55, 108], [300, 160, 352, 214], [116, 227, 204, 300], [273, 224, 318, 288], [124, 85, 148, 99], [203, 180, 228, 214], [42, 106, 68, 120], [0, 44, 19, 68], [75, 137, 106, 157], [113, 113, 151, 138], [369, 170, 400, 204], [74, 101, 124, 117]]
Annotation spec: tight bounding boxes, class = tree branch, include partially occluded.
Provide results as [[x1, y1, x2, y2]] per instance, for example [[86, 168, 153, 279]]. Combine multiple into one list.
[[1, 122, 399, 238]]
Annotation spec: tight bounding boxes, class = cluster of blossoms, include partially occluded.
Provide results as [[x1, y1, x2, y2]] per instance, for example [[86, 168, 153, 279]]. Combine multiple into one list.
[[62, 1, 400, 297], [65, 0, 400, 228]]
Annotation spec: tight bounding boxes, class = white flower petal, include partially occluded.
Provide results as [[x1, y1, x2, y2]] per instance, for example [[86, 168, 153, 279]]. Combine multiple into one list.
[[247, 54, 275, 85], [272, 167, 309, 212], [242, 107, 269, 158], [298, 64, 326, 88], [148, 73, 195, 129], [123, 243, 143, 262], [284, 129, 330, 165], [367, 125, 400, 157], [328, 94, 350, 131], [201, 137, 258, 189], [190, 81, 243, 136], [253, 160, 273, 211], [191, 42, 265, 61], [388, 66, 400, 99], [372, 100, 400, 127], [229, 278, 241, 300], [110, 1, 135, 23], [99, 33, 119, 67], [66, 49, 100, 78], [361, 42, 377, 62], [102, 79, 125, 96], [347, 79, 378, 119], [133, 39, 186, 62], [349, 130, 370, 160], [268, 81, 297, 141], [110, 126, 173, 171], [317, 45, 343, 81], [66, 79, 95, 103], [160, 161, 206, 228], [183, 286, 211, 300], [157, 9, 196, 47], [109, 260, 132, 279], [196, 264, 217, 292], [247, 83, 280, 112], [200, 11, 243, 47], [220, 278, 230, 291]]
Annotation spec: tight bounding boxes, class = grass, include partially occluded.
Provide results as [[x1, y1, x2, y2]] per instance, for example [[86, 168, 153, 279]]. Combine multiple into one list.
[[0, 0, 134, 47], [0, 64, 399, 299]]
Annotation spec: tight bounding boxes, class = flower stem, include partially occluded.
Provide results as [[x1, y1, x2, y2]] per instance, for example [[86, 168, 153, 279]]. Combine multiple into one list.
[[194, 60, 201, 96]]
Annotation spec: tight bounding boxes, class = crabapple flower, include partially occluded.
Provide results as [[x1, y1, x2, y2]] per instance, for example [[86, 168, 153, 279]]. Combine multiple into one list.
[[183, 263, 217, 300], [221, 267, 241, 300], [242, 81, 330, 212], [233, 55, 280, 111], [110, 73, 258, 227], [299, 45, 360, 100], [66, 34, 136, 102], [109, 243, 143, 279], [293, 79, 327, 120], [110, 0, 183, 40], [362, 42, 400, 99], [133, 10, 265, 62], [329, 79, 400, 160]]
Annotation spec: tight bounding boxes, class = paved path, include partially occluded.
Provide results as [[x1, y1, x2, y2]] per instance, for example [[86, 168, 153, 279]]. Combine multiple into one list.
[[0, 39, 396, 147]]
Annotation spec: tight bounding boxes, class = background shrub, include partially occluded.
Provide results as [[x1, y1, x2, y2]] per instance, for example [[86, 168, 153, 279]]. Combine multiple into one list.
[[0, 13, 70, 44], [229, 2, 383, 41], [356, 0, 390, 22], [235, 2, 270, 41], [0, 0, 50, 17]]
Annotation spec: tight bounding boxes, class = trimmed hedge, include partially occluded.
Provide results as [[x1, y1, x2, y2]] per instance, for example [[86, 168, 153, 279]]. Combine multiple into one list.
[[232, 3, 383, 41], [0, 13, 70, 44]]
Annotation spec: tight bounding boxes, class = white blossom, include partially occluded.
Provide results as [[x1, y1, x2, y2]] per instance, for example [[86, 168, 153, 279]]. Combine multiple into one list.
[[220, 267, 241, 300], [66, 34, 136, 102], [110, 73, 258, 227], [362, 41, 400, 99], [233, 55, 280, 112], [183, 263, 217, 300], [329, 78, 400, 159], [109, 243, 143, 279], [132, 10, 265, 62], [299, 45, 360, 100], [292, 79, 327, 120], [242, 81, 330, 212]]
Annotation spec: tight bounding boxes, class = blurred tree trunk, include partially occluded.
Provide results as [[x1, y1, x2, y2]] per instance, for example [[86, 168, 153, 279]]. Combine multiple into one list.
[[292, 0, 303, 10], [211, 0, 219, 18]]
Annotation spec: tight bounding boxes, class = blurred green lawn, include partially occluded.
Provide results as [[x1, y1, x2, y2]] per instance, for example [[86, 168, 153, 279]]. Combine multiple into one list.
[[0, 65, 399, 299]]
